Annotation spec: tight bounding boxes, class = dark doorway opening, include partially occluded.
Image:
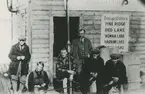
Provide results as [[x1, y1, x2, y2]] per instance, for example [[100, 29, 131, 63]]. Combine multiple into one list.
[[53, 17, 79, 57]]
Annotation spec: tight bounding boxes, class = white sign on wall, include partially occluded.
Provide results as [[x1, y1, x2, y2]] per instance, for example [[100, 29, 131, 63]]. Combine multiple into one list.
[[101, 14, 129, 53]]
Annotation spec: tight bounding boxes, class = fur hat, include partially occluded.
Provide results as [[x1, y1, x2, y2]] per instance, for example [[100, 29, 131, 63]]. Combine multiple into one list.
[[91, 48, 100, 55]]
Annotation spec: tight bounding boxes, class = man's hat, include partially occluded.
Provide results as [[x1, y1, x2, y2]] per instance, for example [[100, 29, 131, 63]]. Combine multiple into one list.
[[110, 53, 120, 60], [18, 35, 26, 41], [91, 48, 100, 55]]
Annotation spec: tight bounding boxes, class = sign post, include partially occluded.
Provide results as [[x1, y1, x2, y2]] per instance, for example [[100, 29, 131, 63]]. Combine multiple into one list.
[[101, 14, 129, 53], [65, 0, 73, 94]]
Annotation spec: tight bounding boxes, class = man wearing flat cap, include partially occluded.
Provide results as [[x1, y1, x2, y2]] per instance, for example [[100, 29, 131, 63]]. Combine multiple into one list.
[[8, 35, 31, 92], [103, 53, 127, 94], [71, 29, 92, 94], [71, 29, 92, 72]]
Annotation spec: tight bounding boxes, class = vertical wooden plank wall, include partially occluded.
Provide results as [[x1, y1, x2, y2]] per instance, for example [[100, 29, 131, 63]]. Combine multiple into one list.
[[12, 10, 28, 44], [30, 0, 51, 72], [129, 12, 145, 69]]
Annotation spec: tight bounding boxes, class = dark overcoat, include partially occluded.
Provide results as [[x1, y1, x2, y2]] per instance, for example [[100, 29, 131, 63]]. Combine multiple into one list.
[[71, 37, 93, 75], [79, 56, 104, 92], [104, 60, 127, 85], [88, 56, 105, 84], [71, 38, 92, 59], [8, 43, 31, 75]]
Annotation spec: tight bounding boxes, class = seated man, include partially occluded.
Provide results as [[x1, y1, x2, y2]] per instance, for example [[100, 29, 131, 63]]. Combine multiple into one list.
[[27, 62, 50, 94], [103, 53, 127, 94], [53, 48, 78, 93]]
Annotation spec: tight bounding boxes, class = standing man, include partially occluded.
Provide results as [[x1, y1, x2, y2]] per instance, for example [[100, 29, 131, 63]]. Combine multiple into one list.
[[71, 29, 92, 74], [71, 29, 93, 94], [8, 35, 31, 92]]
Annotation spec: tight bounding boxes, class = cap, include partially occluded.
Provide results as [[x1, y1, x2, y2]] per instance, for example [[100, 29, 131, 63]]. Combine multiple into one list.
[[110, 53, 120, 60], [91, 48, 100, 55], [18, 35, 26, 41]]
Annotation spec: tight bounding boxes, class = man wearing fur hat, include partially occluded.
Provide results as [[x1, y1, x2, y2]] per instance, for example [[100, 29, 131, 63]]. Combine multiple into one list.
[[79, 48, 104, 94], [8, 35, 31, 92], [103, 53, 127, 94]]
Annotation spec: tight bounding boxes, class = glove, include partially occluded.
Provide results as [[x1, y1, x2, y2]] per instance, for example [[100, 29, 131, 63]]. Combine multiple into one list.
[[112, 77, 119, 82], [34, 85, 41, 88], [108, 81, 114, 85], [90, 72, 98, 78], [17, 56, 21, 60], [21, 56, 25, 60], [67, 70, 75, 75], [41, 83, 46, 87], [69, 74, 74, 81]]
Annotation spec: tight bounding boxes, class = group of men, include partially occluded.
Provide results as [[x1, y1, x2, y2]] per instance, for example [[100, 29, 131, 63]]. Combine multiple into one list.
[[54, 29, 128, 94], [7, 29, 127, 94], [8, 35, 49, 94]]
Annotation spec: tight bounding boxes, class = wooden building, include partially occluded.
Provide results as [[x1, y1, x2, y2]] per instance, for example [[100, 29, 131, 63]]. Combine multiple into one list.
[[11, 0, 145, 82]]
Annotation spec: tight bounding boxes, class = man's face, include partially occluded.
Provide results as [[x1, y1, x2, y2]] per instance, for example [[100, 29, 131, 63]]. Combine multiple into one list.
[[79, 30, 85, 38], [61, 50, 67, 58], [37, 64, 43, 71], [19, 39, 25, 46]]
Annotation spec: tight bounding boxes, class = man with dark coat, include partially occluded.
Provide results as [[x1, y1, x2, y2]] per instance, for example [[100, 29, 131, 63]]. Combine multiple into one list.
[[71, 29, 92, 81], [103, 53, 127, 94], [71, 29, 92, 60], [8, 35, 31, 92], [71, 29, 92, 93], [80, 48, 104, 94]]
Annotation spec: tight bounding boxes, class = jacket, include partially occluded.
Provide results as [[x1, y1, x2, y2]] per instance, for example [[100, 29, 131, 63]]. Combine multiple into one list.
[[28, 70, 49, 92], [56, 55, 77, 79], [104, 59, 127, 85], [71, 38, 92, 59], [81, 56, 105, 84], [8, 43, 31, 75]]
